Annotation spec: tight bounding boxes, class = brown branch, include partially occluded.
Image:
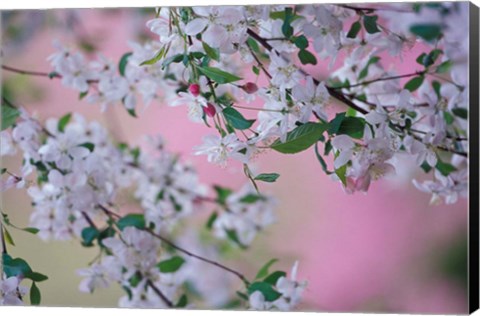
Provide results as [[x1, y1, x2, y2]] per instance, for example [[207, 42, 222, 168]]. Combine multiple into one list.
[[2, 64, 99, 83], [97, 204, 249, 285], [146, 280, 174, 307], [335, 71, 425, 90]]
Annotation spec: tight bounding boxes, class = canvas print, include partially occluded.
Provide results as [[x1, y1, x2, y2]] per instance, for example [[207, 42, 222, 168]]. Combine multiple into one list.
[[0, 2, 478, 314]]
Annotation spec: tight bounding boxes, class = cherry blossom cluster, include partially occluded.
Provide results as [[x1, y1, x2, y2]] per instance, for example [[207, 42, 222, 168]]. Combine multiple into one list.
[[41, 3, 470, 205], [0, 108, 295, 308]]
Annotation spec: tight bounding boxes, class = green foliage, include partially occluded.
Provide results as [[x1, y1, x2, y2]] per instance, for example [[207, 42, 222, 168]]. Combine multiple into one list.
[[225, 229, 247, 249], [78, 142, 95, 152], [3, 227, 15, 246], [436, 60, 452, 73], [202, 42, 220, 61], [271, 123, 328, 154], [140, 46, 166, 66], [117, 214, 146, 231], [118, 52, 133, 76], [1, 104, 21, 131], [176, 294, 188, 307], [206, 212, 218, 230], [197, 66, 242, 84], [404, 76, 424, 92], [57, 113, 72, 133], [363, 15, 381, 34], [239, 194, 263, 204], [157, 256, 186, 273], [255, 258, 278, 279], [247, 282, 282, 302], [315, 142, 332, 174], [263, 271, 286, 285], [410, 24, 442, 41], [30, 282, 41, 305], [2, 253, 33, 277], [358, 56, 381, 80], [328, 113, 365, 139], [435, 158, 457, 176], [222, 107, 255, 130], [293, 35, 309, 49], [81, 227, 99, 247], [347, 21, 362, 38], [254, 173, 280, 183], [298, 49, 317, 65], [213, 185, 233, 205], [452, 108, 468, 119]]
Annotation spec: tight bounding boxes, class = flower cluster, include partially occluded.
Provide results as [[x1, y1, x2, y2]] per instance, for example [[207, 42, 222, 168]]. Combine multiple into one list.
[[0, 276, 27, 306]]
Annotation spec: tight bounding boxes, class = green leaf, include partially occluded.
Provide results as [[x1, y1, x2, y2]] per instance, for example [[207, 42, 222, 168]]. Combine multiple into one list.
[[3, 227, 15, 246], [1, 104, 21, 131], [363, 15, 380, 34], [263, 271, 286, 285], [117, 214, 145, 231], [30, 282, 41, 305], [337, 117, 365, 139], [255, 258, 278, 279], [25, 272, 48, 282], [127, 108, 137, 118], [202, 42, 220, 62], [436, 159, 457, 176], [48, 71, 60, 79], [79, 91, 88, 100], [197, 66, 242, 84], [247, 37, 260, 53], [432, 81, 442, 99], [443, 111, 454, 125], [252, 66, 260, 75], [213, 185, 232, 205], [57, 113, 72, 133], [0, 168, 6, 174], [118, 52, 133, 76], [247, 282, 282, 302], [206, 212, 218, 230], [420, 161, 433, 173], [176, 294, 188, 307], [298, 49, 317, 65], [81, 227, 99, 247], [416, 53, 427, 65], [452, 107, 468, 119], [271, 123, 328, 154], [254, 173, 280, 183], [293, 35, 309, 49], [328, 113, 365, 139], [404, 76, 424, 92], [140, 46, 166, 66], [347, 21, 362, 38], [2, 253, 33, 277], [335, 162, 348, 187], [410, 24, 442, 42], [157, 256, 185, 273], [436, 60, 452, 73], [358, 56, 381, 80], [78, 142, 95, 152], [225, 229, 247, 249], [162, 54, 185, 68], [315, 142, 332, 174], [222, 107, 255, 130], [239, 194, 263, 204]]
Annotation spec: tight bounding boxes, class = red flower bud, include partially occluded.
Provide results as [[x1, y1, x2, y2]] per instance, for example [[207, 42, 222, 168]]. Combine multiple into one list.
[[203, 103, 217, 117], [241, 82, 258, 94], [189, 83, 201, 97]]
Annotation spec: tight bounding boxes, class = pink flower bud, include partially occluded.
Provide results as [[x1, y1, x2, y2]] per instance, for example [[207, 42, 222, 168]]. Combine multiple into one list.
[[189, 84, 201, 97], [241, 82, 258, 94], [203, 103, 217, 117]]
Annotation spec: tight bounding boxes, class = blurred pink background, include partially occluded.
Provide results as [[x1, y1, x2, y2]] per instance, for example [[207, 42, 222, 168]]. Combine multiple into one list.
[[1, 7, 469, 313]]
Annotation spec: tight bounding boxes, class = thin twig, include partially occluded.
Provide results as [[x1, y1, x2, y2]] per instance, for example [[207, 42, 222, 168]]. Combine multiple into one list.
[[146, 280, 174, 307]]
